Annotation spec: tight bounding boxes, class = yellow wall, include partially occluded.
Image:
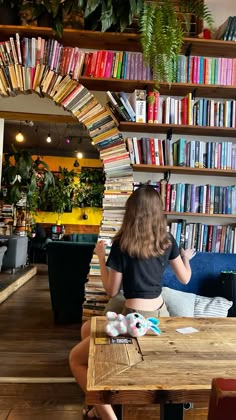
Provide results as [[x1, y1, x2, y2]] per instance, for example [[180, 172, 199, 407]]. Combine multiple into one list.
[[38, 156, 102, 172], [34, 155, 103, 226], [34, 207, 102, 225]]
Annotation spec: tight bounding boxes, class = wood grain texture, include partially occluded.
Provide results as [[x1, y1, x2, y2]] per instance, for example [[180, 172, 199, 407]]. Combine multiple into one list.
[[0, 265, 81, 380], [0, 264, 210, 419], [87, 317, 236, 406], [123, 404, 208, 420], [0, 266, 37, 304]]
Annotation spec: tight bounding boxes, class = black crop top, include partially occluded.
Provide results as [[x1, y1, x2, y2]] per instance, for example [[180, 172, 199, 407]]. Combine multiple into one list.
[[106, 234, 180, 299]]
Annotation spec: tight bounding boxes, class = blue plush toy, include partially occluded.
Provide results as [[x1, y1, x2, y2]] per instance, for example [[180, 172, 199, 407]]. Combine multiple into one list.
[[105, 311, 161, 337]]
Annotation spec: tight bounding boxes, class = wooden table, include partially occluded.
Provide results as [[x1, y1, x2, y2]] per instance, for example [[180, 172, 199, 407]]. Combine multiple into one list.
[[86, 316, 236, 420]]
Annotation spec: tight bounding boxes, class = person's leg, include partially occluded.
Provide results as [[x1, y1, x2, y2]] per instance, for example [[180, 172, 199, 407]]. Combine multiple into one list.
[[81, 319, 91, 340], [69, 324, 118, 420]]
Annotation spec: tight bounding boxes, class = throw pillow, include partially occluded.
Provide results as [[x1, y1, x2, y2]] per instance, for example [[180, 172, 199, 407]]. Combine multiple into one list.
[[194, 295, 233, 317], [162, 287, 196, 317]]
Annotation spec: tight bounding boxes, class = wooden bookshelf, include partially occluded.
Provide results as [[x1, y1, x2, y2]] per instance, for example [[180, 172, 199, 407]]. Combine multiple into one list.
[[80, 77, 236, 98], [164, 212, 236, 218], [132, 164, 236, 177], [120, 122, 236, 137], [0, 26, 236, 57]]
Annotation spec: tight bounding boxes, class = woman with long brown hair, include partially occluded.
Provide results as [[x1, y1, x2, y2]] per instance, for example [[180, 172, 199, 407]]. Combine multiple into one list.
[[69, 185, 195, 419]]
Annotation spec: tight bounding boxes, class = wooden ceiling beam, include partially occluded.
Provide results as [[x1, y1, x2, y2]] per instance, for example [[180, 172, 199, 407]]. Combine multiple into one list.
[[0, 111, 78, 124]]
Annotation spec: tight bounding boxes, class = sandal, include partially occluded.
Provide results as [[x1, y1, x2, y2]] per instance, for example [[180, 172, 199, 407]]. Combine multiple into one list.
[[83, 406, 100, 419]]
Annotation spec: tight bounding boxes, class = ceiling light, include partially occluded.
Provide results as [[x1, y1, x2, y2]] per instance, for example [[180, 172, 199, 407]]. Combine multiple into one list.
[[16, 131, 24, 142], [65, 137, 71, 144], [76, 152, 83, 159], [46, 134, 52, 143]]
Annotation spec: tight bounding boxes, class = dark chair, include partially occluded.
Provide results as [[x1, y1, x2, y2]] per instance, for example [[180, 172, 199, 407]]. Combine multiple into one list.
[[208, 378, 236, 420], [29, 224, 51, 263], [47, 241, 95, 324]]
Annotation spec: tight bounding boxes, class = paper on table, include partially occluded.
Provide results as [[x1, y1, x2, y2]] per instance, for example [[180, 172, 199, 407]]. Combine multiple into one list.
[[176, 327, 199, 334]]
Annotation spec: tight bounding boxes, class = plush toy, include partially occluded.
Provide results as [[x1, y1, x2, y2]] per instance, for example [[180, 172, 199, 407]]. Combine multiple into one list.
[[105, 311, 161, 337]]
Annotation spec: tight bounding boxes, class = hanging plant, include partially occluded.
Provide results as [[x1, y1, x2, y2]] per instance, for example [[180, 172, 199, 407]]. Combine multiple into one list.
[[39, 166, 79, 214], [75, 167, 105, 208], [139, 0, 214, 87], [1, 148, 55, 212]]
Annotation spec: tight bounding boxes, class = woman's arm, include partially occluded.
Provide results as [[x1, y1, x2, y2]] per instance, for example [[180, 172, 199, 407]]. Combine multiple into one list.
[[94, 240, 122, 297], [169, 248, 196, 285]]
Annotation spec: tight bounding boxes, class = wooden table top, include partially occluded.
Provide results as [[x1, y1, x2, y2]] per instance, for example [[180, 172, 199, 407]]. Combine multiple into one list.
[[86, 316, 236, 405]]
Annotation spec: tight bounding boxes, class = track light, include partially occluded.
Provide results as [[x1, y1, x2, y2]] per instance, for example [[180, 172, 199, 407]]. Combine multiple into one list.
[[16, 131, 24, 142], [46, 133, 52, 143]]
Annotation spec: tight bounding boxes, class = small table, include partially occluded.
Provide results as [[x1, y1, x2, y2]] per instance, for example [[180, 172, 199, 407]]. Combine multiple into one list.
[[87, 316, 236, 420]]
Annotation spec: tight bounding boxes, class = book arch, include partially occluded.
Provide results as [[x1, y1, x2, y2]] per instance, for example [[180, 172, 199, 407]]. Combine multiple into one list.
[[1, 36, 134, 317]]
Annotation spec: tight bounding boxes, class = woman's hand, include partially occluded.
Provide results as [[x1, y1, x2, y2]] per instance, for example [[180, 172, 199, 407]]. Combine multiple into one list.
[[181, 248, 196, 261], [94, 240, 106, 259]]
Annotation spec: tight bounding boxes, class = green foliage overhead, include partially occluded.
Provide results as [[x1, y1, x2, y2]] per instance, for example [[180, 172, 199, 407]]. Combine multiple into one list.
[[82, 0, 143, 32], [139, 0, 214, 87]]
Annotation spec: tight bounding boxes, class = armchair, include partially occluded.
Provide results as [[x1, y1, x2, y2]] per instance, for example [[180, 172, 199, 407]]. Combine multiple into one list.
[[0, 235, 28, 273], [47, 241, 95, 324]]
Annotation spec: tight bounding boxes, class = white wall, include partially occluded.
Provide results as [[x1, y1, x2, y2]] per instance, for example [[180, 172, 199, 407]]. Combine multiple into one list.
[[206, 0, 236, 27]]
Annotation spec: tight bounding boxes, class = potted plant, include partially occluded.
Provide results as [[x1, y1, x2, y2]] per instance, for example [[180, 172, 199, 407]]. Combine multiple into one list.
[[75, 167, 105, 208], [19, 0, 84, 37], [19, 0, 143, 36], [39, 166, 79, 214], [139, 0, 214, 86], [80, 0, 143, 32], [1, 148, 55, 213]]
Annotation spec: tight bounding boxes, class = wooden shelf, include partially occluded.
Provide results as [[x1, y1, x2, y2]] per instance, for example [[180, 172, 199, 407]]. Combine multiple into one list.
[[120, 122, 236, 137], [80, 77, 236, 98], [0, 26, 236, 57], [132, 165, 236, 177], [164, 211, 236, 218], [0, 26, 141, 51]]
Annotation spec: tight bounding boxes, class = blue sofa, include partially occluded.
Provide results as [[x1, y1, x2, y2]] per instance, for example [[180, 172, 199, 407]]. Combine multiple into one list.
[[163, 252, 236, 296], [104, 252, 236, 317]]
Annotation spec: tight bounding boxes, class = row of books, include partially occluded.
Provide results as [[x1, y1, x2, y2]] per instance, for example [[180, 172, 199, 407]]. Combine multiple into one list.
[[83, 175, 134, 318], [109, 89, 236, 128], [3, 33, 236, 86], [174, 55, 236, 86], [158, 181, 236, 215], [127, 137, 236, 171], [156, 94, 236, 127], [169, 220, 236, 254], [1, 33, 236, 98], [82, 50, 152, 82]]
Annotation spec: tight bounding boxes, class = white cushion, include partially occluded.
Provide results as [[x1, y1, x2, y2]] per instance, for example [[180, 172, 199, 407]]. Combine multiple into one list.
[[194, 295, 233, 317], [162, 287, 196, 317], [162, 287, 233, 318]]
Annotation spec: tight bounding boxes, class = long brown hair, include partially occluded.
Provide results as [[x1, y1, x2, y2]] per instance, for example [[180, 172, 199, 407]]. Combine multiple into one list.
[[113, 185, 170, 258]]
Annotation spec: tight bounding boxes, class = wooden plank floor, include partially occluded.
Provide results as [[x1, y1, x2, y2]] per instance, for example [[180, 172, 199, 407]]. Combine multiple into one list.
[[0, 264, 208, 419]]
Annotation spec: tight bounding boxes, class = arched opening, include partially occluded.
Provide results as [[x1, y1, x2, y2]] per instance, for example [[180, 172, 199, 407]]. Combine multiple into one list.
[[0, 36, 134, 316]]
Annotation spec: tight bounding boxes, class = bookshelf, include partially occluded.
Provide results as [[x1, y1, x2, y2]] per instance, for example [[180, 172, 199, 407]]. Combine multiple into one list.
[[132, 164, 236, 177], [120, 123, 236, 137], [0, 26, 235, 317]]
